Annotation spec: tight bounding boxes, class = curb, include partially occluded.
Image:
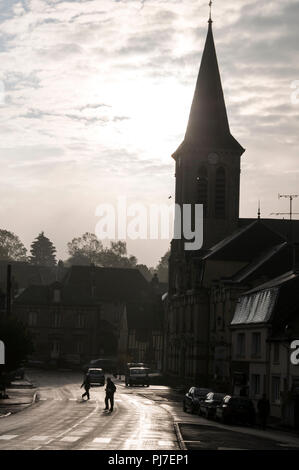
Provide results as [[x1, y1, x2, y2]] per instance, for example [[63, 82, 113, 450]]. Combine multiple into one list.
[[174, 422, 187, 450], [0, 391, 38, 417]]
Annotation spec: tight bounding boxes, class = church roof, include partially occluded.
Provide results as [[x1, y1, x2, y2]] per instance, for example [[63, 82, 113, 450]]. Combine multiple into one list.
[[173, 21, 244, 158], [202, 219, 286, 262]]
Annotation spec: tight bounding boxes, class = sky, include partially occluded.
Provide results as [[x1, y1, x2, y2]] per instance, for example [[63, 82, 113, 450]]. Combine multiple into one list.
[[0, 0, 299, 267]]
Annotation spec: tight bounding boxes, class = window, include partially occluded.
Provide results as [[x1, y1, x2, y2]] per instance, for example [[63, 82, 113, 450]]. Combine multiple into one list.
[[273, 343, 280, 363], [272, 376, 281, 403], [251, 374, 260, 395], [53, 289, 61, 303], [52, 312, 62, 328], [28, 312, 37, 327], [236, 333, 245, 357], [77, 313, 85, 328], [51, 340, 61, 355], [197, 166, 208, 216], [251, 332, 261, 357], [76, 341, 84, 354], [215, 167, 226, 218]]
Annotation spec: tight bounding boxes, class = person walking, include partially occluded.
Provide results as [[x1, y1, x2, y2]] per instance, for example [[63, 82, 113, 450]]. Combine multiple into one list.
[[104, 377, 116, 412], [257, 394, 270, 430], [81, 373, 91, 400]]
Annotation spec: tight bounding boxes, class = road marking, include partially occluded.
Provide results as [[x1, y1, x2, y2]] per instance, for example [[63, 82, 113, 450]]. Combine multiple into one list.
[[115, 399, 122, 402], [93, 437, 111, 444], [60, 436, 80, 442], [39, 398, 47, 401], [0, 435, 18, 440], [158, 440, 175, 447], [69, 398, 77, 401], [29, 436, 51, 441], [125, 439, 141, 446]]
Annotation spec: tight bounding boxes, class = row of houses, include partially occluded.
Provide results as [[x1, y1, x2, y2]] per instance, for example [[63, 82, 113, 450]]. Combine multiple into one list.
[[0, 264, 164, 373], [164, 219, 299, 428]]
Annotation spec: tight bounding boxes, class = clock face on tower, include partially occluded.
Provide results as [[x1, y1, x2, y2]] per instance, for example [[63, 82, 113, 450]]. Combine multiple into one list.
[[208, 152, 219, 165]]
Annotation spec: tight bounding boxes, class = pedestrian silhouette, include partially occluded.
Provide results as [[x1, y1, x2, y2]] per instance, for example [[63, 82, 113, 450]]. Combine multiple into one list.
[[81, 373, 91, 400], [257, 393, 270, 430], [104, 377, 116, 412]]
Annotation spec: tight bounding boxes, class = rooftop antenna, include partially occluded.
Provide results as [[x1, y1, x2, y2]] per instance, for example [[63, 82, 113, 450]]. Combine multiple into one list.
[[270, 193, 299, 269], [270, 194, 299, 221]]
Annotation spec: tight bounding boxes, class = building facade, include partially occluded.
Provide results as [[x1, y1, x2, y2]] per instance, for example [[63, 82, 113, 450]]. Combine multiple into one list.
[[164, 17, 299, 390]]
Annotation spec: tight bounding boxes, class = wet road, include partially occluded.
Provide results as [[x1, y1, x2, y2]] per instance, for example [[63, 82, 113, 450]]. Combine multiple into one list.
[[0, 370, 179, 450], [1, 370, 299, 450]]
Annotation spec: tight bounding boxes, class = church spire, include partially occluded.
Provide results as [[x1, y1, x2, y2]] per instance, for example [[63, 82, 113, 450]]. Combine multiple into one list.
[[177, 18, 244, 155]]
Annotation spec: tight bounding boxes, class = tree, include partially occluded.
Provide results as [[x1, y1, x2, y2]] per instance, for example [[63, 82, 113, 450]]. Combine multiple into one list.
[[0, 316, 34, 373], [67, 232, 103, 266], [0, 315, 34, 396], [67, 234, 138, 269], [156, 249, 170, 283], [0, 229, 27, 261], [136, 264, 155, 281], [30, 232, 57, 266]]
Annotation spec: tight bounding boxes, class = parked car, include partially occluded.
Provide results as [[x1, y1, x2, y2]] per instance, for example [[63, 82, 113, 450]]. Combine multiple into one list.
[[125, 367, 150, 387], [183, 387, 212, 414], [215, 395, 256, 425], [87, 368, 105, 386], [199, 392, 226, 419]]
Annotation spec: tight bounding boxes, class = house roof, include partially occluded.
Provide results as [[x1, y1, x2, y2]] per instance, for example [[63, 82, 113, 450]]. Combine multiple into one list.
[[231, 242, 289, 283], [0, 261, 64, 292], [239, 218, 299, 243], [231, 287, 279, 325], [14, 265, 155, 306], [202, 219, 285, 262]]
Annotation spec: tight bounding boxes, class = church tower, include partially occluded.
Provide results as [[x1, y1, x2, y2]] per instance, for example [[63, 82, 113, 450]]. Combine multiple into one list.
[[172, 18, 245, 254]]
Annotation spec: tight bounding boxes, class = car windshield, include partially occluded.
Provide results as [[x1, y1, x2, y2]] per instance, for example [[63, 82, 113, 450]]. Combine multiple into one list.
[[194, 388, 210, 396], [88, 369, 103, 374], [214, 393, 226, 400]]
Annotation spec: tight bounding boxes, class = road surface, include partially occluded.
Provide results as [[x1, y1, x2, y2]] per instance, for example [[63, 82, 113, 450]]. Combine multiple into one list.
[[1, 370, 299, 450]]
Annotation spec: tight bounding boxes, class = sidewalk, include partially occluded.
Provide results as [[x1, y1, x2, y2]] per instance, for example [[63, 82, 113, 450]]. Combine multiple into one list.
[[0, 378, 37, 416]]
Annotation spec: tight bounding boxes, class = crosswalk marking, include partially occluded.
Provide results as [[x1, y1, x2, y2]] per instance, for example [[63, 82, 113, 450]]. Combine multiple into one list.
[[0, 435, 18, 440], [60, 436, 80, 442], [158, 440, 175, 447], [93, 437, 111, 444], [29, 436, 51, 441]]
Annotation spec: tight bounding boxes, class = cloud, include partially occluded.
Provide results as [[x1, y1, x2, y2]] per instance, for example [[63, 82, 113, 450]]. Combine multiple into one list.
[[0, 0, 298, 265]]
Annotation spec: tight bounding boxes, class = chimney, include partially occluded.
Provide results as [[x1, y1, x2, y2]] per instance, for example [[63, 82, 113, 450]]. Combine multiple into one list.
[[6, 264, 12, 315]]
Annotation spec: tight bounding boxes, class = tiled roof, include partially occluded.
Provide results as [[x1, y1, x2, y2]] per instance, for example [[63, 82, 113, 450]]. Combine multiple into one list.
[[14, 265, 154, 306], [231, 288, 279, 325]]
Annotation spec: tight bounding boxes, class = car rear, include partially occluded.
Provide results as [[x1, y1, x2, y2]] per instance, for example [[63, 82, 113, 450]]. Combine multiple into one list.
[[88, 368, 105, 386], [126, 368, 150, 387]]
